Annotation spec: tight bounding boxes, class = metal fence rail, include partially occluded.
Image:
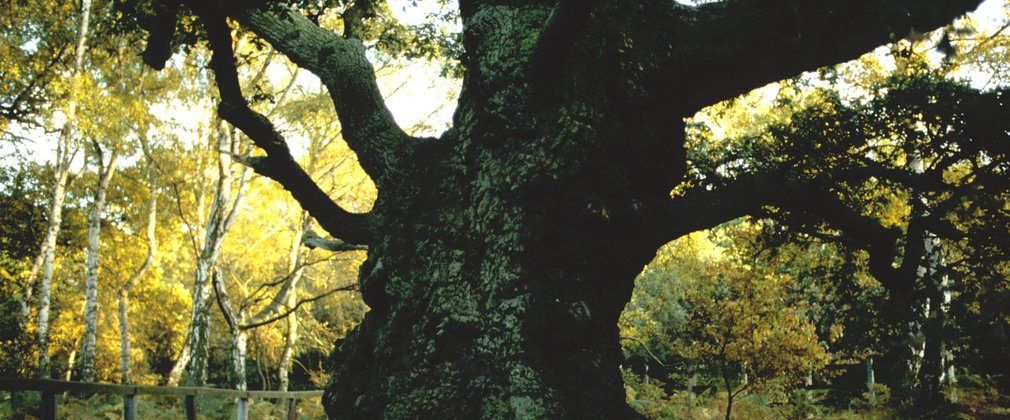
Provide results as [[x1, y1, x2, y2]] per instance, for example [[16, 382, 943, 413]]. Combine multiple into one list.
[[0, 377, 324, 420]]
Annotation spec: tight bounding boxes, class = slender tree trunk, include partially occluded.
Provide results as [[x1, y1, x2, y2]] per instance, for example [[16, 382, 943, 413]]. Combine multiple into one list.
[[908, 154, 950, 406], [34, 163, 71, 379], [211, 267, 248, 398], [232, 328, 248, 390], [182, 124, 249, 386], [723, 364, 735, 420], [166, 341, 190, 386], [186, 256, 215, 386], [34, 0, 93, 380], [866, 356, 877, 400], [64, 344, 77, 382], [119, 173, 157, 384], [278, 214, 308, 394], [917, 250, 948, 406], [80, 145, 119, 383]]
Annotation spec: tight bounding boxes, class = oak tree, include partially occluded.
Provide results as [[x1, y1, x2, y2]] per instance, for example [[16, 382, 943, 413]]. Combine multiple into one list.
[[126, 0, 996, 417]]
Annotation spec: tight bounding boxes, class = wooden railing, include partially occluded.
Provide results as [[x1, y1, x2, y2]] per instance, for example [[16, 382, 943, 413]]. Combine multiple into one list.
[[0, 378, 324, 420]]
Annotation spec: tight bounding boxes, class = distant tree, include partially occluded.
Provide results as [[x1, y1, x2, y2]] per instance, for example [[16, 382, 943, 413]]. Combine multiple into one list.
[[681, 261, 830, 420]]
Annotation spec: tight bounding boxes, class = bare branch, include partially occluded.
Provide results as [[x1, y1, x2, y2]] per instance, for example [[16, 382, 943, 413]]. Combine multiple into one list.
[[651, 172, 920, 293], [240, 283, 357, 331]]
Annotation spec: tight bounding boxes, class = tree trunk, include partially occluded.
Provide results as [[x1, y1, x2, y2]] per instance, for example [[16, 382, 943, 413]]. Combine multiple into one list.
[[186, 256, 215, 386], [177, 124, 248, 386], [33, 0, 93, 379], [80, 145, 118, 383], [917, 247, 949, 406], [119, 173, 157, 384], [161, 1, 982, 417], [278, 301, 297, 392], [166, 340, 190, 386], [908, 154, 951, 407], [278, 215, 308, 395], [64, 345, 77, 382], [866, 356, 876, 399], [34, 161, 71, 379]]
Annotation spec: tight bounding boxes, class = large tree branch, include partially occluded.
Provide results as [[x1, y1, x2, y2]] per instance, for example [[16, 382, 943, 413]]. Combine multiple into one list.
[[529, 0, 603, 105], [227, 3, 411, 182], [137, 0, 180, 69], [200, 8, 373, 245], [652, 172, 924, 293], [671, 0, 983, 114]]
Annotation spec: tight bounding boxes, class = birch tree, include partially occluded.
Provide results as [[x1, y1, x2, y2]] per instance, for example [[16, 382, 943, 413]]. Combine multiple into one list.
[[30, 0, 93, 378], [78, 141, 119, 383]]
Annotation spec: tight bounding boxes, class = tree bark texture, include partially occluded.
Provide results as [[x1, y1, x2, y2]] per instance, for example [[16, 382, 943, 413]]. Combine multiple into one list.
[[153, 0, 984, 417], [80, 145, 119, 383]]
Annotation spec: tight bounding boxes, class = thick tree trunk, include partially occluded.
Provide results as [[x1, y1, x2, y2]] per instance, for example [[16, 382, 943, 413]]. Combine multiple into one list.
[[80, 146, 118, 383], [320, 3, 683, 416]]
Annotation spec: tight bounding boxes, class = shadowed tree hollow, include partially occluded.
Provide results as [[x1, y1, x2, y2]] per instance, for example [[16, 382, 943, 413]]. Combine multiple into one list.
[[127, 0, 988, 417]]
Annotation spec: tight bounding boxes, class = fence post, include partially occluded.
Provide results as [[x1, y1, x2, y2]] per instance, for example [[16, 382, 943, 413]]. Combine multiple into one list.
[[184, 395, 197, 420], [287, 397, 298, 420], [40, 391, 57, 420], [123, 393, 137, 420], [236, 397, 249, 420]]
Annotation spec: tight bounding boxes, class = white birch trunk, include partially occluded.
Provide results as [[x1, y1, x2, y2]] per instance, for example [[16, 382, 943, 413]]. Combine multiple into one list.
[[80, 145, 118, 383], [908, 153, 951, 403], [181, 124, 249, 386], [166, 341, 191, 386], [210, 267, 247, 394], [34, 0, 93, 378], [279, 214, 309, 394]]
